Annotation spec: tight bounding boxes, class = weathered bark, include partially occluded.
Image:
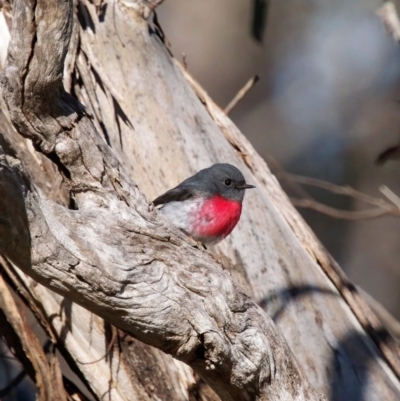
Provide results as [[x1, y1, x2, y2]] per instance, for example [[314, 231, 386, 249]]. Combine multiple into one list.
[[0, 0, 326, 400], [0, 83, 199, 401], [0, 272, 67, 401], [0, 0, 399, 400]]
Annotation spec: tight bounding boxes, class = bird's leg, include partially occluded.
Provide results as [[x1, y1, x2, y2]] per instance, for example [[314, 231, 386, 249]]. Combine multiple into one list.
[[193, 240, 207, 251], [191, 239, 207, 250], [180, 229, 207, 250]]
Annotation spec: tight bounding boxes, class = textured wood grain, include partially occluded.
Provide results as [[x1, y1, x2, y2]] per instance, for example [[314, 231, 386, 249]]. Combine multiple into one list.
[[0, 0, 326, 400], [67, 1, 400, 399], [0, 56, 199, 401], [0, 0, 399, 400]]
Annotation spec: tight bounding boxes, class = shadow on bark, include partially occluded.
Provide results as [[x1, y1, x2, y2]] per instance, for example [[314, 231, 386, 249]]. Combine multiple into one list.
[[0, 134, 31, 274], [261, 285, 399, 401], [259, 284, 340, 322]]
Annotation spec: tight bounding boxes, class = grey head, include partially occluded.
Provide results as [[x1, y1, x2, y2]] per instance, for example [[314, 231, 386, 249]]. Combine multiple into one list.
[[153, 163, 255, 205]]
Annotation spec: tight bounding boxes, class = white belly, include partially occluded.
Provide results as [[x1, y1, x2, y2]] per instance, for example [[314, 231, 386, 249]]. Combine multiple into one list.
[[160, 199, 203, 233]]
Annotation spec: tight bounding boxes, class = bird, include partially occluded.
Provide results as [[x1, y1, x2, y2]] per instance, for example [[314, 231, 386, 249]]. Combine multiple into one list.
[[153, 163, 255, 245]]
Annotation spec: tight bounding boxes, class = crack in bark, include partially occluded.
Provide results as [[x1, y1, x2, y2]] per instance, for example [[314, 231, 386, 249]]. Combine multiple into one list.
[[20, 0, 38, 109]]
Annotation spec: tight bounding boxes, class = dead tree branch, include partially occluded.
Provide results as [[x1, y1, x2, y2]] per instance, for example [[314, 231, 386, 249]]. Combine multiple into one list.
[[290, 198, 391, 220], [279, 173, 400, 220], [0, 1, 325, 400], [377, 1, 400, 43], [225, 75, 259, 115]]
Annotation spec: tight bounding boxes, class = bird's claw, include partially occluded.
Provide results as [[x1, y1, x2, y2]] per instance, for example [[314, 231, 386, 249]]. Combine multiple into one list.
[[189, 237, 207, 250]]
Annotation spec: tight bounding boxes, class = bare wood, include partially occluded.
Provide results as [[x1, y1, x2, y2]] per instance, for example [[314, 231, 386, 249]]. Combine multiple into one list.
[[0, 1, 325, 400], [0, 274, 67, 401], [0, 64, 195, 401], [11, 267, 197, 401], [0, 0, 399, 399], [179, 63, 400, 383], [266, 163, 400, 340]]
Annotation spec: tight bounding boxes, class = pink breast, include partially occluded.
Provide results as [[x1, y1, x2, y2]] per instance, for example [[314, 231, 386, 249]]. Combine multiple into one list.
[[192, 196, 242, 239]]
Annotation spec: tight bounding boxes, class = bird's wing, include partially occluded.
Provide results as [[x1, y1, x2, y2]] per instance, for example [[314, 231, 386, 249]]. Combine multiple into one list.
[[152, 186, 197, 206]]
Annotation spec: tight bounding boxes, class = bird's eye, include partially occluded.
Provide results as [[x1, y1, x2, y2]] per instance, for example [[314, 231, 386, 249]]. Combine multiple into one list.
[[225, 179, 232, 187]]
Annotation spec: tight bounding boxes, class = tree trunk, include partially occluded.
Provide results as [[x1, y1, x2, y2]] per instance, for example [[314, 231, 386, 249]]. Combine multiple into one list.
[[0, 0, 398, 400]]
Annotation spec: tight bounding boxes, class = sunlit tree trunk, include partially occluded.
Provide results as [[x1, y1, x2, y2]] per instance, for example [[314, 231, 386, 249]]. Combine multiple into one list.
[[0, 1, 399, 400]]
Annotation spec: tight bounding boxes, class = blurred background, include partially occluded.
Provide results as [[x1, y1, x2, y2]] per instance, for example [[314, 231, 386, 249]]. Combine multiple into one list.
[[158, 0, 400, 319]]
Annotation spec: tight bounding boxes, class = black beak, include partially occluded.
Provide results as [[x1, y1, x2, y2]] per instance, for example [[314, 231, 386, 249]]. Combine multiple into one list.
[[237, 184, 256, 190]]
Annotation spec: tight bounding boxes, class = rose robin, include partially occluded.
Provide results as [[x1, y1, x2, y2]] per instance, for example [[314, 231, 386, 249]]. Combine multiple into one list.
[[153, 163, 255, 245]]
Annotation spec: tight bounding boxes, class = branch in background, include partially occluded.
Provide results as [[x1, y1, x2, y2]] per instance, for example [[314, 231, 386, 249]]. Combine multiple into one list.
[[380, 185, 400, 209], [376, 2, 400, 164], [277, 172, 400, 220], [377, 1, 400, 43], [290, 198, 391, 220], [285, 174, 390, 207], [376, 143, 400, 164], [224, 75, 259, 115], [252, 0, 270, 42]]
